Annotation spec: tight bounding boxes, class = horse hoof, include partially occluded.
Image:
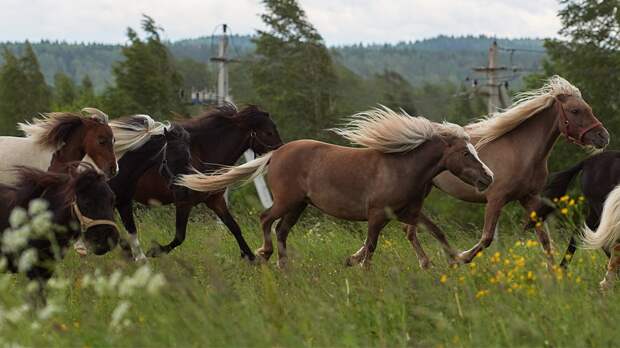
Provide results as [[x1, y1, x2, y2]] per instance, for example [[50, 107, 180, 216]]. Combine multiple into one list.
[[419, 259, 432, 269], [146, 246, 166, 258], [134, 253, 148, 262], [600, 279, 613, 291], [241, 253, 258, 264], [457, 251, 473, 264], [255, 248, 272, 262], [344, 256, 358, 267], [277, 258, 288, 269]]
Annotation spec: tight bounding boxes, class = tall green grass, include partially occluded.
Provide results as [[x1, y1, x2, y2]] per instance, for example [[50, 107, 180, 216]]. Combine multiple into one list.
[[2, 196, 618, 347]]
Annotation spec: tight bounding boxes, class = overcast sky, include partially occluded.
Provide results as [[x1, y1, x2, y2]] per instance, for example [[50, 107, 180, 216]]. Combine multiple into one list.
[[0, 0, 561, 45]]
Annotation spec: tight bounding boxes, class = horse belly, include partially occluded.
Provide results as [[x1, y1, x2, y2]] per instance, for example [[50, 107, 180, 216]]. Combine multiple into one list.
[[134, 167, 175, 205], [0, 137, 53, 185]]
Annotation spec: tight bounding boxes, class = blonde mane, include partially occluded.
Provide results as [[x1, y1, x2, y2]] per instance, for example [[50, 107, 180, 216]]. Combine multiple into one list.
[[109, 114, 169, 159], [332, 106, 468, 153], [466, 75, 581, 148]]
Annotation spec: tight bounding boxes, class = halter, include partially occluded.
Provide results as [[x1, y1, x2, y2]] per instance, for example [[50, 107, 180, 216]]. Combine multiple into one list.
[[248, 130, 277, 155], [156, 143, 179, 188], [71, 201, 117, 231], [556, 97, 602, 145]]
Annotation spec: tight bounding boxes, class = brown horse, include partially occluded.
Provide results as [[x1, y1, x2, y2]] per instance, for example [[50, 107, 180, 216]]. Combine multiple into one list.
[[0, 108, 118, 184], [406, 76, 609, 267], [179, 108, 494, 267], [131, 104, 283, 260]]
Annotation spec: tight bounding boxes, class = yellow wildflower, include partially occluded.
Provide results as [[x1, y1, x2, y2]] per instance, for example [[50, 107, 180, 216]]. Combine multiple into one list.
[[576, 277, 582, 284], [569, 199, 575, 206], [440, 274, 448, 284], [527, 271, 534, 280], [579, 196, 585, 202], [526, 239, 538, 248], [530, 211, 537, 220], [560, 195, 569, 202], [475, 289, 490, 299], [535, 222, 542, 228], [561, 208, 569, 215]]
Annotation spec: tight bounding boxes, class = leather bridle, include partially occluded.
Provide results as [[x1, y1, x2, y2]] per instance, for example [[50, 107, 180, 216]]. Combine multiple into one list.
[[248, 130, 279, 156], [71, 201, 117, 231], [556, 97, 602, 145]]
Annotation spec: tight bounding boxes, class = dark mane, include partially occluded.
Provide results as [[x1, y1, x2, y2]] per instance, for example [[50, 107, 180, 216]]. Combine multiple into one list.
[[179, 104, 269, 134], [9, 166, 73, 209]]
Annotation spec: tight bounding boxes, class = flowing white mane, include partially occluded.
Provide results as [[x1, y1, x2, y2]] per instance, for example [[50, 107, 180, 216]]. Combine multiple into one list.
[[332, 106, 468, 153], [466, 75, 581, 148], [110, 115, 168, 159]]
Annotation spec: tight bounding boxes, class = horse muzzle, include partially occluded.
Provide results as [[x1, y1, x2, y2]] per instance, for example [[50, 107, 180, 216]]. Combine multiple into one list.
[[582, 126, 610, 149]]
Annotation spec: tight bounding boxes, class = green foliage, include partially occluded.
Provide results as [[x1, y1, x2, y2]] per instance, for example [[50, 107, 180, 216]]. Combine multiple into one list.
[[104, 15, 185, 119], [53, 72, 77, 107], [532, 0, 620, 171], [251, 0, 338, 141], [0, 42, 51, 135]]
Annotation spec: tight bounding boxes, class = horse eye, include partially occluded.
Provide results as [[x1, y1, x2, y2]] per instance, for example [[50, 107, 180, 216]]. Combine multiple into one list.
[[570, 109, 579, 114], [98, 138, 106, 145]]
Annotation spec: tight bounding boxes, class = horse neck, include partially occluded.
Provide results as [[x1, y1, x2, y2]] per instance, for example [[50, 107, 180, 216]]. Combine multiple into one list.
[[401, 139, 447, 183], [189, 123, 250, 168], [48, 127, 86, 172], [110, 136, 165, 190], [502, 104, 560, 164]]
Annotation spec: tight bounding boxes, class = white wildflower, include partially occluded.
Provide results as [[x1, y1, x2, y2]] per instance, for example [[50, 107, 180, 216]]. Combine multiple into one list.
[[26, 281, 40, 293], [37, 301, 61, 321], [110, 301, 131, 329], [1, 226, 30, 253], [17, 249, 38, 272], [8, 207, 27, 229], [118, 277, 137, 297], [132, 265, 153, 287], [30, 321, 41, 330], [47, 277, 69, 290], [4, 304, 30, 324], [108, 270, 123, 289], [146, 273, 166, 295], [28, 199, 49, 216], [31, 212, 53, 236]]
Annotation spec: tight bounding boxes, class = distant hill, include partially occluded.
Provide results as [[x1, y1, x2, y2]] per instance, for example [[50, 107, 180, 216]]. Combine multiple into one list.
[[0, 35, 546, 91]]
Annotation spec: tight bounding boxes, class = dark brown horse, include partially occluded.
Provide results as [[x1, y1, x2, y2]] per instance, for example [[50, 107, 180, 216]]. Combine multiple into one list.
[[131, 104, 282, 260], [0, 108, 118, 184], [0, 164, 119, 287], [406, 76, 609, 267], [179, 108, 494, 267]]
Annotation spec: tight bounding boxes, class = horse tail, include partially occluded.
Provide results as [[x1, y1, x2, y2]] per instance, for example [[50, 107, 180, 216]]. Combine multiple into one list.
[[178, 152, 273, 192], [580, 184, 620, 250]]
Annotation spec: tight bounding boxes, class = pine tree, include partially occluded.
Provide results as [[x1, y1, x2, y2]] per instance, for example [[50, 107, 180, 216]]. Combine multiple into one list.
[[0, 44, 50, 135], [251, 0, 337, 140], [53, 72, 77, 108], [105, 15, 185, 119]]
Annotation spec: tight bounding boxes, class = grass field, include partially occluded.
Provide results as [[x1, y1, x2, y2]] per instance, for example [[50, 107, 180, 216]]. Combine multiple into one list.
[[2, 192, 620, 347]]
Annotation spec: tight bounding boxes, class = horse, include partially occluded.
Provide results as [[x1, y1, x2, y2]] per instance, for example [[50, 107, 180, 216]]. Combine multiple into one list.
[[580, 184, 620, 289], [403, 76, 609, 268], [130, 104, 282, 260], [0, 108, 118, 184], [178, 107, 494, 268], [536, 150, 620, 267], [106, 115, 191, 260], [0, 164, 119, 291]]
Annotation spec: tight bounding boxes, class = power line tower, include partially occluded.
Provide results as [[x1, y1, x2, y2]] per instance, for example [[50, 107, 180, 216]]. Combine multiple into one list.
[[211, 24, 273, 208], [472, 40, 510, 114]]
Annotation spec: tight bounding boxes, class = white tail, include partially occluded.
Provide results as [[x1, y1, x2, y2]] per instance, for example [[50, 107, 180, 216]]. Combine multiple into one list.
[[580, 185, 620, 250], [178, 152, 273, 192]]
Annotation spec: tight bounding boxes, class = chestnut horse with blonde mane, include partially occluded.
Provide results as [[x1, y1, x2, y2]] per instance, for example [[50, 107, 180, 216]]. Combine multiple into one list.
[[179, 107, 494, 267], [407, 76, 609, 268], [0, 108, 118, 184]]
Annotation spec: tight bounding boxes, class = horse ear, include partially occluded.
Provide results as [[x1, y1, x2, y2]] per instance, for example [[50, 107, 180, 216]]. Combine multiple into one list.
[[556, 94, 569, 103]]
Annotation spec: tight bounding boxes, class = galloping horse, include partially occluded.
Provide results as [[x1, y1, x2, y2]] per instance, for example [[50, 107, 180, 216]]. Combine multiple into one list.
[[107, 115, 191, 260], [406, 76, 609, 267], [0, 164, 119, 288], [179, 108, 494, 267], [1, 108, 118, 183], [132, 104, 282, 260], [580, 185, 620, 289], [539, 151, 620, 267]]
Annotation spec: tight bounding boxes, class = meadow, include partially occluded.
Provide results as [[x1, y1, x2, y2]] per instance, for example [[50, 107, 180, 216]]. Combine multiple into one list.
[[1, 190, 619, 348]]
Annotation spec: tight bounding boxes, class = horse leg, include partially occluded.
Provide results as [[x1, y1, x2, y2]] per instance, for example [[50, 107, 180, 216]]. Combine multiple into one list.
[[403, 222, 432, 269], [146, 203, 192, 257], [521, 195, 554, 267], [419, 213, 459, 265], [600, 242, 620, 290], [275, 203, 307, 268], [560, 236, 578, 268], [206, 194, 255, 261], [459, 199, 506, 263], [118, 200, 146, 261], [346, 211, 387, 268]]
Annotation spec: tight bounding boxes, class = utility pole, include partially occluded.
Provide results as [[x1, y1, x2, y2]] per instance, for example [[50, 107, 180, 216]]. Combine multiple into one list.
[[473, 40, 509, 114], [211, 24, 273, 208]]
